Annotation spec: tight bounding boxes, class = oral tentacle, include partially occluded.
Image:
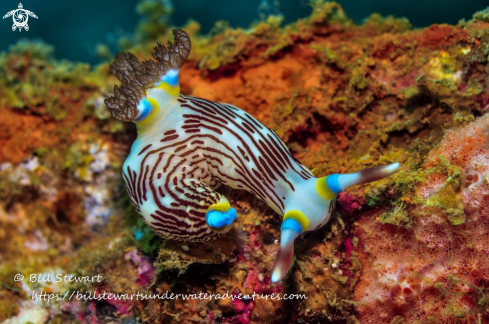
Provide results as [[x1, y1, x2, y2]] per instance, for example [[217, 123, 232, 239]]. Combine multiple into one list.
[[327, 162, 400, 194], [205, 208, 238, 233], [271, 218, 302, 283]]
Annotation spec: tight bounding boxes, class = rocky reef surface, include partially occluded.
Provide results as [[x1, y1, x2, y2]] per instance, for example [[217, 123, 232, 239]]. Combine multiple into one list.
[[1, 1, 489, 323]]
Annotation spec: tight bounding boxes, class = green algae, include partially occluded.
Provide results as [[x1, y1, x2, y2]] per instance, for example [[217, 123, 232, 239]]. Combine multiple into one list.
[[134, 0, 173, 43], [0, 39, 102, 121], [190, 1, 351, 71], [62, 143, 94, 179], [473, 7, 489, 23], [362, 13, 411, 34], [416, 75, 479, 112], [379, 202, 412, 227], [427, 274, 489, 322], [309, 0, 349, 26], [425, 155, 466, 225], [371, 152, 466, 227]]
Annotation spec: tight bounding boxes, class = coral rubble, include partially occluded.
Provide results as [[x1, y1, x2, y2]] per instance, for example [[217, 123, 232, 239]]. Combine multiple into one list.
[[1, 1, 489, 323]]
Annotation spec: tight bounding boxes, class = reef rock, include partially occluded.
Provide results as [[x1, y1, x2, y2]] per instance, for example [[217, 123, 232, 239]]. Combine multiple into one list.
[[2, 1, 489, 323]]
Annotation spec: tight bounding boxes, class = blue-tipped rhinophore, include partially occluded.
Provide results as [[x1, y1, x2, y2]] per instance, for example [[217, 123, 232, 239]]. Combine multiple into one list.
[[134, 98, 152, 122], [205, 208, 238, 233], [161, 69, 180, 87]]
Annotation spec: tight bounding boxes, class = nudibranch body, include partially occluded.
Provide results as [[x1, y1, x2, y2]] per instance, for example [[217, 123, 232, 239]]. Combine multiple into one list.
[[105, 29, 400, 282]]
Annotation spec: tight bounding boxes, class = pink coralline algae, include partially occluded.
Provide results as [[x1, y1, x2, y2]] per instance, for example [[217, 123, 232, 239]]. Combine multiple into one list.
[[124, 249, 155, 287], [353, 114, 489, 323], [338, 236, 358, 287], [243, 266, 281, 295], [230, 295, 255, 324], [338, 191, 365, 214], [239, 231, 283, 294]]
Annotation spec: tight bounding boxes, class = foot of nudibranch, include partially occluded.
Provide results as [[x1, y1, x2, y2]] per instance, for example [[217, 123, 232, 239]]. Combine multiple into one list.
[[205, 208, 238, 233]]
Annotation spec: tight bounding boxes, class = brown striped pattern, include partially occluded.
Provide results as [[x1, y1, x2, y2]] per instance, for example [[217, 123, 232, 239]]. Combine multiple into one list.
[[123, 94, 313, 242]]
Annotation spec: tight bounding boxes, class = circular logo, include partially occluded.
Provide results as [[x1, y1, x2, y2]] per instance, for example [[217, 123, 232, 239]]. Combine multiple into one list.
[[13, 9, 28, 28]]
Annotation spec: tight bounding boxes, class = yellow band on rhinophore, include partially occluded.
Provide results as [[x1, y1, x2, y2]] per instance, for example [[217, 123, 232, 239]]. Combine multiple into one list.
[[316, 176, 337, 200], [283, 210, 309, 232], [206, 197, 230, 213], [157, 82, 180, 96], [135, 97, 159, 126]]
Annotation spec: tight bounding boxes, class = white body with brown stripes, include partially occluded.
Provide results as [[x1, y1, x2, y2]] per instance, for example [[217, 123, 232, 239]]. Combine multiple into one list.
[[106, 29, 400, 282], [123, 86, 332, 242]]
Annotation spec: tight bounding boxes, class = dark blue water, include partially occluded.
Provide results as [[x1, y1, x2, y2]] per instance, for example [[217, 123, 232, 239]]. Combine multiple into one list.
[[0, 0, 487, 65]]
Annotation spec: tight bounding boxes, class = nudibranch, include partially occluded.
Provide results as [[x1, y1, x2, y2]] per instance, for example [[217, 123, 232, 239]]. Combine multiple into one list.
[[105, 29, 400, 283]]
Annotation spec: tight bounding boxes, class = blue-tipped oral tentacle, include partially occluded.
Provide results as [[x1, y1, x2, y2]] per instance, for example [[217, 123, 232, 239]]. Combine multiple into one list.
[[327, 162, 400, 192], [271, 218, 303, 283], [205, 208, 238, 233], [326, 173, 343, 194]]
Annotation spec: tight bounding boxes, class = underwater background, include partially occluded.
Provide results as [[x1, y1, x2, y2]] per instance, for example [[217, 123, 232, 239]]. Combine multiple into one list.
[[0, 0, 488, 63], [2, 0, 489, 323]]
